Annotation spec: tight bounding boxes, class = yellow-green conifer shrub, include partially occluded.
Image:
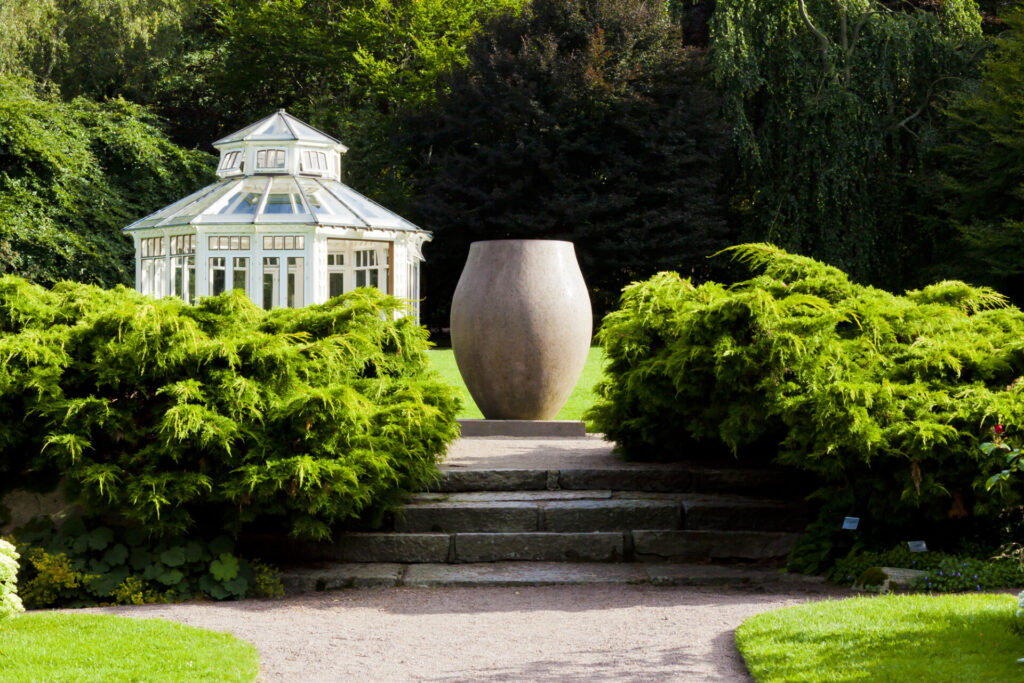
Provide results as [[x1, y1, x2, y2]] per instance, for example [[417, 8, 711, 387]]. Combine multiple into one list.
[[0, 279, 461, 541], [0, 538, 24, 619], [590, 244, 1024, 563]]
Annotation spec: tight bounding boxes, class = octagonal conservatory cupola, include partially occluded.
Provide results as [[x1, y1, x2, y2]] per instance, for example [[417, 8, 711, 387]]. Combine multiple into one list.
[[123, 109, 429, 319]]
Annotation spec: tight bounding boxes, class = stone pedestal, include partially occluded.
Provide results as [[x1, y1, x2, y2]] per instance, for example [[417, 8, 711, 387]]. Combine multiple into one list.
[[457, 419, 586, 438]]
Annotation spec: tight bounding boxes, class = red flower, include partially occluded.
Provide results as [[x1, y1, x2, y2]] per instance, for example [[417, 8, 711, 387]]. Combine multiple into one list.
[[995, 424, 1005, 435]]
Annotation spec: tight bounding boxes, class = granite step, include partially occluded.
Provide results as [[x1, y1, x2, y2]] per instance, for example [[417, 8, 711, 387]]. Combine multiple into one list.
[[676, 494, 807, 533], [397, 491, 805, 533], [278, 561, 831, 593], [434, 465, 806, 498], [393, 497, 682, 533], [632, 530, 802, 563], [243, 528, 800, 565]]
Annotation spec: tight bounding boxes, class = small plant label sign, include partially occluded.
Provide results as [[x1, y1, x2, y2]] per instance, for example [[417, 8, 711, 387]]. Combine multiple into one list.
[[842, 516, 860, 530], [908, 540, 928, 553]]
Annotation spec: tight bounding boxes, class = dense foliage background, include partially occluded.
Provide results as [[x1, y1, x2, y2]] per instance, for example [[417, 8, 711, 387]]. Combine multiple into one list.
[[406, 0, 736, 321], [1, 0, 1019, 323], [0, 76, 213, 286]]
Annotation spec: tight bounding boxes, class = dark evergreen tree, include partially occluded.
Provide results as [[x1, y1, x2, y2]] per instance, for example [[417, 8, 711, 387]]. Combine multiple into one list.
[[406, 0, 735, 326], [929, 6, 1024, 302]]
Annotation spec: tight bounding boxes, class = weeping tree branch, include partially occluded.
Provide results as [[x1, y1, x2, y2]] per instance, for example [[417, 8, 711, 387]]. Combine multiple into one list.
[[891, 76, 959, 133], [798, 0, 832, 55], [848, 10, 883, 55]]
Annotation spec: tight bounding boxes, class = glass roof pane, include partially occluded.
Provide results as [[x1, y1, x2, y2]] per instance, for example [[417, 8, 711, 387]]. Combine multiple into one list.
[[323, 181, 417, 229], [262, 177, 307, 216], [288, 118, 337, 143], [264, 193, 296, 214], [298, 180, 362, 225], [257, 116, 292, 137], [221, 191, 262, 215], [130, 180, 232, 228], [208, 178, 267, 216], [213, 119, 263, 145]]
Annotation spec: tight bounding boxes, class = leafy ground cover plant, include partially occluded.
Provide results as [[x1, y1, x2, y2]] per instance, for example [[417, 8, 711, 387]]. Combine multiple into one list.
[[0, 279, 461, 542], [0, 537, 23, 619], [11, 516, 282, 609], [827, 545, 1024, 593], [590, 244, 1024, 567]]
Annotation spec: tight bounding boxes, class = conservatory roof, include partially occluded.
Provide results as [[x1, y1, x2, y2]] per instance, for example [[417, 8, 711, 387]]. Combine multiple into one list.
[[123, 175, 423, 232], [212, 109, 346, 149]]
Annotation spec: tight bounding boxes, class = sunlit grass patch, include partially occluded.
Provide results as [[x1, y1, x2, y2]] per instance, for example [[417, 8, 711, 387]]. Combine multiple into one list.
[[428, 346, 605, 430], [736, 593, 1021, 682], [0, 612, 258, 682]]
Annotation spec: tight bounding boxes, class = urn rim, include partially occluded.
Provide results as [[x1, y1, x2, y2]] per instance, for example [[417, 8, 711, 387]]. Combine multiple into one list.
[[468, 239, 576, 246]]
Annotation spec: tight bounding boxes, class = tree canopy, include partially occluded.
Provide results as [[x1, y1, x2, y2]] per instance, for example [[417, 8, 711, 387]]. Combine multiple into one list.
[[149, 0, 529, 201], [0, 76, 213, 286], [930, 6, 1024, 300], [406, 0, 736, 324], [0, 0, 1021, 323], [709, 0, 983, 289], [0, 0, 190, 101]]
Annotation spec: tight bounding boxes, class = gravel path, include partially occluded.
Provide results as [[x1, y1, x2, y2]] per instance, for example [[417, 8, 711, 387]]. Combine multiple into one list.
[[90, 583, 845, 681]]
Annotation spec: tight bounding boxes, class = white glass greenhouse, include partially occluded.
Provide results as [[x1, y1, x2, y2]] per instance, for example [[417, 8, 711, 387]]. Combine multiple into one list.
[[123, 110, 430, 319]]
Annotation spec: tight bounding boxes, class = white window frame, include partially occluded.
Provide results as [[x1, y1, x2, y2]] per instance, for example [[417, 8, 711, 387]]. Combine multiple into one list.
[[327, 252, 345, 299], [219, 151, 242, 173], [262, 235, 305, 251], [286, 256, 305, 308], [300, 150, 328, 175], [208, 255, 250, 297], [407, 259, 421, 322], [255, 148, 287, 171], [325, 239, 390, 296], [260, 234, 309, 309], [170, 234, 196, 303], [262, 256, 281, 310], [209, 235, 252, 251], [140, 237, 167, 298]]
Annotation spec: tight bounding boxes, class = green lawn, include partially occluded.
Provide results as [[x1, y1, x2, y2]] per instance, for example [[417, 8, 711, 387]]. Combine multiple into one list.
[[427, 347, 605, 429], [736, 593, 1022, 682], [0, 613, 259, 682]]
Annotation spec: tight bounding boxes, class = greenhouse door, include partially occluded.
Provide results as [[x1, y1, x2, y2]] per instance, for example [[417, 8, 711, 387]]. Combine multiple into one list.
[[260, 235, 307, 309]]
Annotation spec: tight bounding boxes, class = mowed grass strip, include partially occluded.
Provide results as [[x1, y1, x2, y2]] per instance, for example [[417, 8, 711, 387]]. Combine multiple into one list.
[[0, 613, 258, 683], [736, 593, 1021, 683], [427, 347, 605, 428]]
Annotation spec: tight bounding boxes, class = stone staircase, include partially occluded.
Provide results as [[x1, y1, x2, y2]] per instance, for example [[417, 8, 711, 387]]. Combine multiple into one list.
[[255, 436, 818, 591]]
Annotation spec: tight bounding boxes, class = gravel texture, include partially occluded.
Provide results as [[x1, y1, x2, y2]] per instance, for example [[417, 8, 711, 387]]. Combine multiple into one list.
[[90, 583, 845, 681]]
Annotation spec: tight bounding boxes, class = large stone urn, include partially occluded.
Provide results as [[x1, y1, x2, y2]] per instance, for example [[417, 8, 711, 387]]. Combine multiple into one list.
[[450, 240, 592, 420]]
